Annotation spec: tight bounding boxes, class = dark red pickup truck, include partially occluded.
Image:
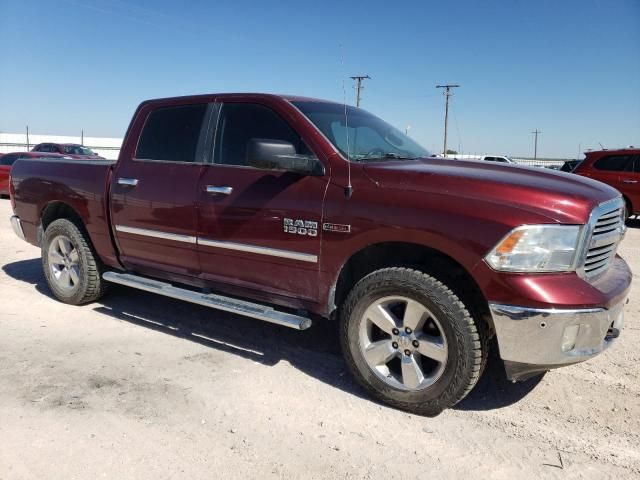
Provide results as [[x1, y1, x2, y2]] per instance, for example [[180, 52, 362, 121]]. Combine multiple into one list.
[[8, 93, 631, 415]]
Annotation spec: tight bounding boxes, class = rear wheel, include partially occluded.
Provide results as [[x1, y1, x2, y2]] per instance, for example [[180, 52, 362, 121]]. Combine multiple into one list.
[[340, 267, 485, 416], [41, 218, 107, 305]]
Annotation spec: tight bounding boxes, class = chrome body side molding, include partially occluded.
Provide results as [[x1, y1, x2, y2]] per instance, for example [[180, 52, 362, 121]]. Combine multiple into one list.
[[115, 225, 197, 244], [115, 224, 317, 263], [197, 238, 317, 263]]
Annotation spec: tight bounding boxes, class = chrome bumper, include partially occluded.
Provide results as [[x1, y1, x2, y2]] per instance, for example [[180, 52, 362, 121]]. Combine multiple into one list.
[[490, 298, 625, 380], [10, 215, 26, 241]]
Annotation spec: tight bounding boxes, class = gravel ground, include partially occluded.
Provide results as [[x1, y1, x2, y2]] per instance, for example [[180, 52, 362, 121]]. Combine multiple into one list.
[[1, 198, 638, 479]]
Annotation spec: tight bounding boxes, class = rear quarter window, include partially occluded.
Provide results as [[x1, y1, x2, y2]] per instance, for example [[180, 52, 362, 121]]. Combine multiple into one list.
[[593, 155, 633, 172], [136, 104, 207, 162]]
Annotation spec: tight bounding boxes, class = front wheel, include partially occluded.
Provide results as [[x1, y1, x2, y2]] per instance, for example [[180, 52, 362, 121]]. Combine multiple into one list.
[[41, 218, 107, 305], [340, 267, 485, 416]]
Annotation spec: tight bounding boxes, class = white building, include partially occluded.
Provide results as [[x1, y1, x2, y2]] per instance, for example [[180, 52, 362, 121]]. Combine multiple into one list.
[[0, 132, 122, 160]]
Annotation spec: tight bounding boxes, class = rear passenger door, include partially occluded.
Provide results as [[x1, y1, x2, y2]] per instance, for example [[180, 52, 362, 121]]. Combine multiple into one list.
[[196, 101, 329, 305], [110, 101, 212, 278]]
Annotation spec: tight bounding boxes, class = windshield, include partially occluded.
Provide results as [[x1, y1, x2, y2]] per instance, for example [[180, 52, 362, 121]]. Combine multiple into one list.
[[292, 101, 430, 161], [63, 145, 95, 155]]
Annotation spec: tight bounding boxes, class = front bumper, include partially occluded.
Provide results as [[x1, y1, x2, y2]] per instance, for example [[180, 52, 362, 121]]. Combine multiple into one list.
[[10, 215, 25, 241], [490, 296, 626, 381]]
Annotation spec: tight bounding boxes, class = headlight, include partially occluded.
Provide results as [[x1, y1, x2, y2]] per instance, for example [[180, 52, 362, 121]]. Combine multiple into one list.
[[486, 225, 582, 272]]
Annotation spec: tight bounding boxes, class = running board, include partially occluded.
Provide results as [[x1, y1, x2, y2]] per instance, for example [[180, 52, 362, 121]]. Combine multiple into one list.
[[102, 272, 312, 330]]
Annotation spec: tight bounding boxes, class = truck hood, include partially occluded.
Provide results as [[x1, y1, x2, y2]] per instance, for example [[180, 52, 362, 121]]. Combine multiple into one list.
[[362, 158, 620, 224]]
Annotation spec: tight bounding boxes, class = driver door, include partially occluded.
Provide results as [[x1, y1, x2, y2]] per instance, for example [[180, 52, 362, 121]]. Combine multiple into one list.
[[196, 101, 329, 304]]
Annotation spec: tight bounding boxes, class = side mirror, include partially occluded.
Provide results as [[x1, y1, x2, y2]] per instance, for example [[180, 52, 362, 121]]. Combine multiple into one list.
[[247, 139, 325, 176]]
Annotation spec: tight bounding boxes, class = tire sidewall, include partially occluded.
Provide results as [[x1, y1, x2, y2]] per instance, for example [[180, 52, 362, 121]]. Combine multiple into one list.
[[41, 219, 91, 304]]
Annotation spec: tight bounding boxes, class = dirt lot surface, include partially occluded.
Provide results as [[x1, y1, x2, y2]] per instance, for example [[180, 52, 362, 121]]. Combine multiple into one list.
[[0, 198, 638, 479]]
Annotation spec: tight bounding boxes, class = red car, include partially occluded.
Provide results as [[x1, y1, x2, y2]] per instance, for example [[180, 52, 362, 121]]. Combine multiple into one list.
[[574, 148, 639, 219], [32, 142, 104, 159], [1, 151, 64, 197]]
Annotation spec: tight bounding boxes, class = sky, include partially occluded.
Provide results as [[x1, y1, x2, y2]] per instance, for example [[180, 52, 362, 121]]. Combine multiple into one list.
[[0, 0, 638, 158]]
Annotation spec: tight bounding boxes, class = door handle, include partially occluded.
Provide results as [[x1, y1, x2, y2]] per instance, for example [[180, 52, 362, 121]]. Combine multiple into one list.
[[206, 185, 233, 195], [118, 178, 139, 187], [622, 179, 638, 184]]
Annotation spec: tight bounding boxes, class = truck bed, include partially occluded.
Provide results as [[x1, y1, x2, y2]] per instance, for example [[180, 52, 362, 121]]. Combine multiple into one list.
[[10, 157, 120, 268]]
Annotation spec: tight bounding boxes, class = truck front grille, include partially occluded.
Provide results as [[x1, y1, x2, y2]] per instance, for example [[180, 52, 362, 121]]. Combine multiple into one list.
[[582, 203, 625, 278]]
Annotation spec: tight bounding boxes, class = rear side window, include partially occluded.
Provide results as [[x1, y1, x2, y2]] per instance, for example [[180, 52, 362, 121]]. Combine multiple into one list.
[[136, 104, 207, 162], [593, 155, 633, 172], [214, 103, 310, 167]]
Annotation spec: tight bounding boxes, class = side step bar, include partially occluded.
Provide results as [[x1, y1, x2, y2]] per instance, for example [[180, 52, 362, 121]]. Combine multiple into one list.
[[102, 272, 312, 330]]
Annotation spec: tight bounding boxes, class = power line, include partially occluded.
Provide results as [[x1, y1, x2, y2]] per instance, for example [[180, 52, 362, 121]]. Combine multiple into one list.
[[436, 84, 460, 155], [531, 129, 542, 159], [350, 75, 371, 107]]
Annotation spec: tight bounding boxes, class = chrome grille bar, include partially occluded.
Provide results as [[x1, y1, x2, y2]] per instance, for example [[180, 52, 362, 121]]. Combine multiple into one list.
[[577, 198, 626, 279]]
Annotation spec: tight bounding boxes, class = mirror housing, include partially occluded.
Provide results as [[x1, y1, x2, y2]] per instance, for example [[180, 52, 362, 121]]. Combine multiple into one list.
[[247, 139, 325, 176]]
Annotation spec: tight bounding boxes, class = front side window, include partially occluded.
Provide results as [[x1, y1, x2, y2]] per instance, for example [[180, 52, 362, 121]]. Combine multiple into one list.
[[593, 155, 632, 172], [136, 103, 207, 162], [214, 103, 311, 167], [292, 101, 430, 161]]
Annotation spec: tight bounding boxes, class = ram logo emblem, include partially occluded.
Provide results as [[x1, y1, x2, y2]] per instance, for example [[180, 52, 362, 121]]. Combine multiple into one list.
[[284, 218, 318, 237]]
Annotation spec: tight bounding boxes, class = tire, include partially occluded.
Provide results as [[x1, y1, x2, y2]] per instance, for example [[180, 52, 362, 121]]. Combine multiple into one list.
[[340, 267, 485, 416], [41, 218, 107, 305], [624, 197, 633, 222]]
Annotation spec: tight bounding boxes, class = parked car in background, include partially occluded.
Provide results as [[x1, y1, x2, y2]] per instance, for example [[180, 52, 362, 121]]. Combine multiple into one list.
[[479, 155, 516, 164], [574, 148, 639, 219], [32, 143, 104, 159], [561, 159, 582, 172], [0, 151, 63, 196]]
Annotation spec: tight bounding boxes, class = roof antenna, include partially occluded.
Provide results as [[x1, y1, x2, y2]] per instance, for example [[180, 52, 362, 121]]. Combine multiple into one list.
[[340, 44, 353, 199], [598, 142, 606, 150]]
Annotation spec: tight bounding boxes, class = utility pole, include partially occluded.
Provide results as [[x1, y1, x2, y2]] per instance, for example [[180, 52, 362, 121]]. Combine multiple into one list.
[[436, 84, 460, 156], [81, 129, 84, 146], [531, 129, 542, 159], [26, 125, 30, 150], [350, 75, 371, 107]]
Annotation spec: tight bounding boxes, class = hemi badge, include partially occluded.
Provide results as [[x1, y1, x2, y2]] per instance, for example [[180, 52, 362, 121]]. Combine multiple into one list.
[[323, 223, 351, 233]]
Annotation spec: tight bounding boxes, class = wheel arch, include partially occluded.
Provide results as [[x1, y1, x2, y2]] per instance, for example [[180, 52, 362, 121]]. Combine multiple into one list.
[[39, 201, 87, 245], [329, 241, 494, 333], [622, 194, 634, 217]]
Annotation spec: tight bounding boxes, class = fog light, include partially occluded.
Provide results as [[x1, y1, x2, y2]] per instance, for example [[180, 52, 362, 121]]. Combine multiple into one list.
[[561, 325, 580, 352]]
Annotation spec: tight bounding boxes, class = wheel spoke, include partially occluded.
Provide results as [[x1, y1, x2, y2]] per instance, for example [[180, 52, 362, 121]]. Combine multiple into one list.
[[59, 269, 71, 289], [366, 304, 398, 334], [401, 355, 425, 389], [69, 250, 79, 264], [49, 250, 65, 266], [402, 299, 428, 330], [69, 266, 80, 285], [58, 237, 71, 255], [415, 333, 448, 363], [363, 340, 397, 366]]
